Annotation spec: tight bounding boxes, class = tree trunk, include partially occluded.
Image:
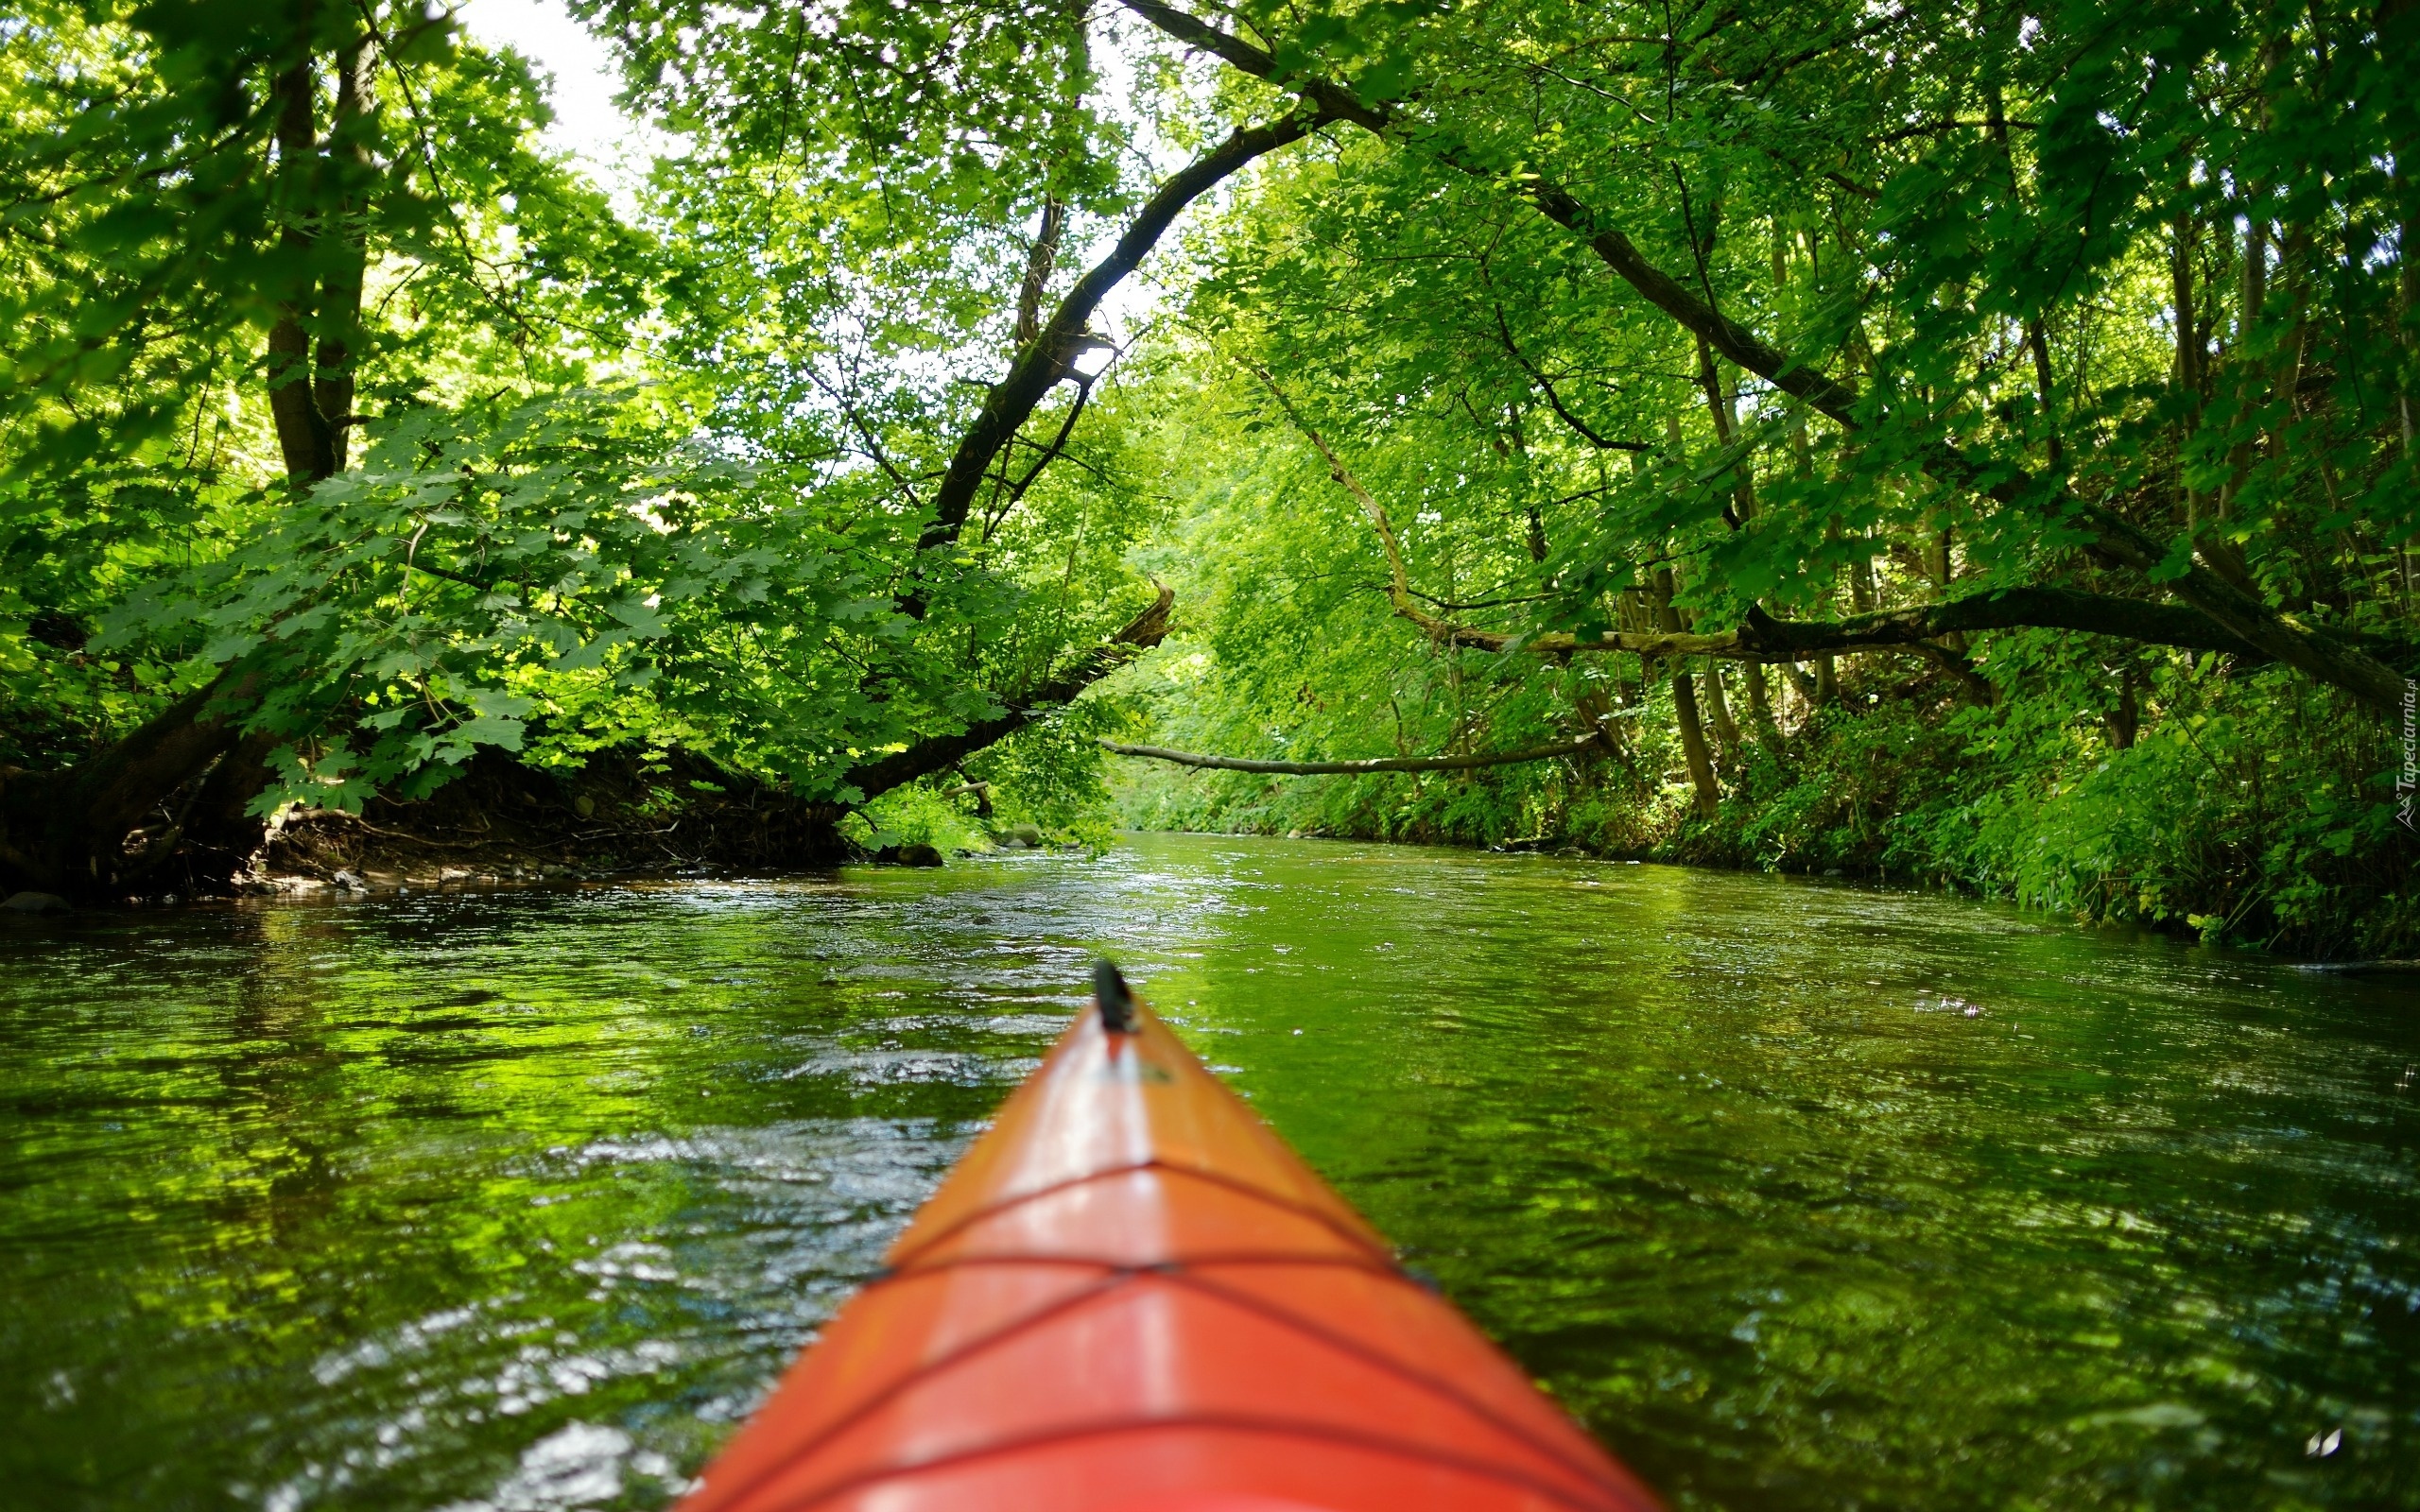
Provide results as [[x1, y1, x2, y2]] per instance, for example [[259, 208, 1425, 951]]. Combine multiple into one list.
[[313, 32, 372, 473], [266, 26, 333, 483], [1742, 662, 1786, 751], [0, 672, 261, 899], [1848, 541, 1877, 614], [1778, 660, 1820, 710], [1651, 569, 1720, 815], [2173, 211, 2204, 538], [1572, 682, 1635, 779], [1695, 333, 1758, 524], [264, 12, 373, 485], [1701, 657, 1740, 752], [1696, 331, 1782, 764], [8, 15, 391, 900], [2107, 670, 2139, 750], [180, 730, 288, 889], [1669, 668, 1720, 816], [1926, 524, 1970, 655]]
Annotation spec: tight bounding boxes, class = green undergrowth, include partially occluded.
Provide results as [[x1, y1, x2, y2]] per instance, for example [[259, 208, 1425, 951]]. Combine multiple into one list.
[[842, 711, 1126, 855], [1117, 662, 2419, 961]]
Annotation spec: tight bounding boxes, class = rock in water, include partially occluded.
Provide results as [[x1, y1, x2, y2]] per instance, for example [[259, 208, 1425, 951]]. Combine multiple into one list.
[[1005, 824, 1044, 849], [898, 843, 944, 868], [2, 891, 72, 915]]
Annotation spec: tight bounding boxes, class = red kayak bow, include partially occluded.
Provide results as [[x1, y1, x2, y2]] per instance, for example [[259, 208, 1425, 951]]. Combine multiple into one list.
[[676, 964, 1661, 1512]]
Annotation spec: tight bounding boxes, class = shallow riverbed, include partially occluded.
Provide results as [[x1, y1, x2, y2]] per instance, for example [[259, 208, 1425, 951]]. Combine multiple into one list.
[[3, 833, 2415, 1510]]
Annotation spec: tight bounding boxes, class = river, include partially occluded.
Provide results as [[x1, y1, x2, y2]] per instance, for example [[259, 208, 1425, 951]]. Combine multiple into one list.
[[3, 833, 2415, 1510]]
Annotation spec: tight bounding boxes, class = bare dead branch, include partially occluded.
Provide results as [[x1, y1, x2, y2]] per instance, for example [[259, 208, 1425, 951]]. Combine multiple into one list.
[[1100, 728, 1616, 773]]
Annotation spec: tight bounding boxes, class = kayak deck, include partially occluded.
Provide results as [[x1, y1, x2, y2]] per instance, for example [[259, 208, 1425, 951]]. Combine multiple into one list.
[[677, 978, 1661, 1512]]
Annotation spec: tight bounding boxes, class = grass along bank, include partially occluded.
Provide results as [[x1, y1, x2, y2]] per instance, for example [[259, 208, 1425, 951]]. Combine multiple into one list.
[[1111, 652, 2418, 962]]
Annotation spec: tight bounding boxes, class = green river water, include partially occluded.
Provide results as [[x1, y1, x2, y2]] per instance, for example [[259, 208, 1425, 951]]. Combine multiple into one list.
[[3, 833, 2417, 1510]]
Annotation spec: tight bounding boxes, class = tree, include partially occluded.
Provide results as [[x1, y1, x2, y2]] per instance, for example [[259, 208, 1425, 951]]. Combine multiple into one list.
[[2, 0, 648, 895], [1119, 0, 2414, 714], [0, 0, 1307, 896], [4, 0, 2411, 945]]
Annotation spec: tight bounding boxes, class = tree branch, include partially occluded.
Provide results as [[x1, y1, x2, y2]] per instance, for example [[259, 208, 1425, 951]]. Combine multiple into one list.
[[1100, 728, 1615, 773], [808, 366, 920, 503], [1490, 303, 1651, 450], [1252, 366, 2309, 666], [1013, 197, 1066, 348], [1127, 0, 2411, 712], [983, 374, 1096, 541], [1244, 361, 1500, 645], [844, 583, 1176, 800], [916, 112, 1326, 553]]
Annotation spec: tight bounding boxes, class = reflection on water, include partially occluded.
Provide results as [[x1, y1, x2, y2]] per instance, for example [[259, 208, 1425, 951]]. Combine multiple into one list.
[[2, 834, 2415, 1510]]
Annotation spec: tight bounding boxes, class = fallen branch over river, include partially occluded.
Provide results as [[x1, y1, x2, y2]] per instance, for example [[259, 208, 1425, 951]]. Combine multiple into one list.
[[1099, 729, 1613, 774], [1237, 363, 2414, 679]]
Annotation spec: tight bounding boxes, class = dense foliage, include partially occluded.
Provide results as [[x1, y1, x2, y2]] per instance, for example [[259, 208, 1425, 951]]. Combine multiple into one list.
[[0, 0, 1189, 893], [1, 0, 2411, 951], [1101, 0, 2420, 955]]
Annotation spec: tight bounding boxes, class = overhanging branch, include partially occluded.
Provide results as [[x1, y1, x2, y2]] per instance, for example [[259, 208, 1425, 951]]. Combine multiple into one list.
[[1490, 303, 1651, 451], [1128, 0, 2409, 712], [845, 582, 1176, 801], [916, 111, 1326, 554], [1101, 728, 1613, 773], [1249, 363, 2295, 667], [1490, 585, 2275, 664]]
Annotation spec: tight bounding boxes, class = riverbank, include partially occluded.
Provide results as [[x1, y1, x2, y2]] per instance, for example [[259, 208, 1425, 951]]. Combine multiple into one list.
[[229, 746, 850, 897], [1114, 667, 2420, 961], [222, 747, 1066, 900], [117, 663, 2417, 965]]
